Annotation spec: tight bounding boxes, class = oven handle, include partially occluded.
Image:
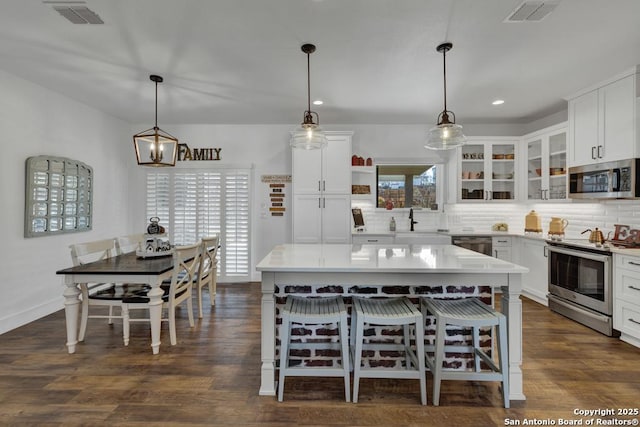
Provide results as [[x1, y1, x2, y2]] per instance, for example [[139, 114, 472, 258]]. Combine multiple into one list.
[[547, 245, 612, 263]]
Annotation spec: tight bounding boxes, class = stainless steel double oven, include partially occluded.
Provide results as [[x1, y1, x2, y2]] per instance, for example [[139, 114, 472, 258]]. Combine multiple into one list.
[[547, 241, 618, 336]]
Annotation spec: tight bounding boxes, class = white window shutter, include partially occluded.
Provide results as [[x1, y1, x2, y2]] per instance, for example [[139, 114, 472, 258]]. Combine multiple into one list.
[[145, 168, 251, 281]]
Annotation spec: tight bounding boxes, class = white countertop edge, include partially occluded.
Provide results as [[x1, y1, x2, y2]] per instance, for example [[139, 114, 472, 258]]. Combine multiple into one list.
[[256, 243, 529, 273]]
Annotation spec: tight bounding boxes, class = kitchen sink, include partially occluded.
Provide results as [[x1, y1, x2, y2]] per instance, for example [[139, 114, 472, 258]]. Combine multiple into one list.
[[394, 232, 451, 245]]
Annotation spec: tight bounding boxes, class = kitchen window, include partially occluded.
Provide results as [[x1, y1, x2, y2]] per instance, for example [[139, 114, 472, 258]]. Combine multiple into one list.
[[145, 168, 251, 282], [376, 163, 442, 210]]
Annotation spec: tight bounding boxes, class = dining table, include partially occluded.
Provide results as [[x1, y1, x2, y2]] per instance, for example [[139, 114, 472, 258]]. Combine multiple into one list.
[[56, 251, 175, 354]]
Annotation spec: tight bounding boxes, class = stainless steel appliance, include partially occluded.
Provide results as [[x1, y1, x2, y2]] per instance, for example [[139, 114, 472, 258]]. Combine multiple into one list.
[[452, 236, 492, 256], [569, 158, 640, 199], [547, 240, 618, 336]]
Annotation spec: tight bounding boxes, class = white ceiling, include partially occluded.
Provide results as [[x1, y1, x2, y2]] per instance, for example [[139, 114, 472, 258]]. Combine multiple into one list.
[[2, 0, 640, 126]]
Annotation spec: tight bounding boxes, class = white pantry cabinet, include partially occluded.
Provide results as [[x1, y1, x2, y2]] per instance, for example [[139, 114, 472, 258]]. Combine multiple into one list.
[[292, 131, 353, 243], [517, 237, 549, 306], [292, 133, 352, 195], [567, 68, 639, 167], [613, 253, 640, 348], [292, 194, 352, 243]]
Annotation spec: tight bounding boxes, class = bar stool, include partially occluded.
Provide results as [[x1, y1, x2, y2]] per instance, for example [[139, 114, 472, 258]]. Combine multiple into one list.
[[351, 297, 426, 405], [420, 297, 509, 408], [278, 295, 350, 402]]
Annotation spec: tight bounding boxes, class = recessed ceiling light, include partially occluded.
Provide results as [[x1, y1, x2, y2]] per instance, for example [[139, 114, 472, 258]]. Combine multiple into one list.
[[492, 99, 505, 105], [313, 100, 323, 105]]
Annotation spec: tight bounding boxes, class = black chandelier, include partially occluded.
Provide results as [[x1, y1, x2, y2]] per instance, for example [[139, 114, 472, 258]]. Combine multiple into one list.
[[133, 74, 179, 166]]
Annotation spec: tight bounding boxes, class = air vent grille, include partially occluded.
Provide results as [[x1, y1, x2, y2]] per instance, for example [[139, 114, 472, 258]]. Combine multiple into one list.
[[50, 3, 104, 24], [504, 1, 558, 22]]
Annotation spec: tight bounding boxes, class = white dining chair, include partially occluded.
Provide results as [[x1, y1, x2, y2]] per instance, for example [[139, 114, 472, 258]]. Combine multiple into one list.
[[196, 235, 219, 318], [121, 242, 200, 346], [115, 233, 145, 255], [69, 238, 127, 342]]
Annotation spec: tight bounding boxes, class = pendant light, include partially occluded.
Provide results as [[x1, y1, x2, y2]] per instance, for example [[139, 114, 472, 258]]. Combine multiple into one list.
[[133, 74, 179, 166], [424, 42, 466, 150], [290, 43, 328, 150]]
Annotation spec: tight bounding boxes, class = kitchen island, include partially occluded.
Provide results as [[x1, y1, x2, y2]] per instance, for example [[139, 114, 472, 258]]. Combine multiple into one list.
[[256, 243, 529, 402]]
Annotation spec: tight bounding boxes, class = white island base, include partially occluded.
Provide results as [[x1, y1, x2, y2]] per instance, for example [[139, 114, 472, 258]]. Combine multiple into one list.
[[257, 244, 528, 402]]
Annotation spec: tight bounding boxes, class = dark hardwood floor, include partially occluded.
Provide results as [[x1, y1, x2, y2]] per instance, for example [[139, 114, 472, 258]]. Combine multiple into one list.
[[1, 283, 639, 426]]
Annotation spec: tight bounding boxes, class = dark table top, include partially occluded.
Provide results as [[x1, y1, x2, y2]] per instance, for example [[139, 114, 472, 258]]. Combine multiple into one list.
[[56, 251, 175, 276]]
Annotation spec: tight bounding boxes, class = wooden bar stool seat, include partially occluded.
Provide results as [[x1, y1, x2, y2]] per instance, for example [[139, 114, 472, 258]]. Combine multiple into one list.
[[278, 295, 350, 402], [421, 297, 509, 408], [351, 297, 426, 405]]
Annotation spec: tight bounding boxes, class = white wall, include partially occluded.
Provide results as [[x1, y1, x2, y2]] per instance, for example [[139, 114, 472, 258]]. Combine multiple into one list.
[[0, 70, 134, 334]]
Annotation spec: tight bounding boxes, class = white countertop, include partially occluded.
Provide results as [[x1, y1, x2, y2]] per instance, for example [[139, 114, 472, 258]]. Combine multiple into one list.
[[256, 243, 529, 274]]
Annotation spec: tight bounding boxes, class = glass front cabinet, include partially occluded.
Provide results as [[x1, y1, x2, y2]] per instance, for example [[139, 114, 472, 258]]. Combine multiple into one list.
[[458, 138, 518, 202], [524, 123, 567, 201]]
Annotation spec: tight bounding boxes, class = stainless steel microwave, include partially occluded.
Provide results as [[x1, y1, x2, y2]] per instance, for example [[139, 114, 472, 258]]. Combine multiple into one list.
[[569, 158, 640, 199]]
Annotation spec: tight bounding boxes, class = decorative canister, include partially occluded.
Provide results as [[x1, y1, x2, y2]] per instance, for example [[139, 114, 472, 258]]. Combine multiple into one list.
[[146, 217, 166, 234], [524, 210, 542, 234], [548, 217, 569, 239]]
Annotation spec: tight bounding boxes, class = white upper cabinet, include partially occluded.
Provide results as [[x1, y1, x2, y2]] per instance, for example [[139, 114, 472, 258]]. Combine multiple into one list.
[[458, 138, 519, 202], [567, 68, 639, 167], [292, 133, 352, 195], [524, 122, 567, 201], [292, 131, 353, 244]]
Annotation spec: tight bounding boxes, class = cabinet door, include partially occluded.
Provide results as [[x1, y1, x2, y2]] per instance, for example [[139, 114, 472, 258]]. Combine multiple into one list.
[[518, 239, 548, 306], [526, 127, 567, 201], [322, 195, 352, 243], [569, 90, 598, 167], [459, 142, 487, 201], [322, 135, 352, 194], [600, 75, 635, 162], [526, 136, 545, 201], [489, 143, 517, 201], [292, 194, 322, 243], [292, 148, 322, 194], [547, 129, 568, 200]]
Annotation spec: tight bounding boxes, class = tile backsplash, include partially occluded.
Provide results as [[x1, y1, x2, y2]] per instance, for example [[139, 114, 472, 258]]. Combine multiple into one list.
[[351, 199, 640, 239]]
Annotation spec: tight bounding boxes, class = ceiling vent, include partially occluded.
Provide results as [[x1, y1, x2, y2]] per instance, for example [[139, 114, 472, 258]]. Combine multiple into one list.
[[44, 1, 104, 24], [504, 1, 559, 22]]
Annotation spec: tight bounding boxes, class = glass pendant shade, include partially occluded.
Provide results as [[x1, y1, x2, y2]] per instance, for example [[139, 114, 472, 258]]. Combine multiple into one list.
[[291, 113, 328, 149], [424, 42, 466, 150], [291, 44, 327, 150], [133, 127, 179, 166], [425, 123, 466, 150], [133, 74, 179, 166]]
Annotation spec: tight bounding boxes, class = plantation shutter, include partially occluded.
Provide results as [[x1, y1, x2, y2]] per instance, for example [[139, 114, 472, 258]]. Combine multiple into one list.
[[145, 168, 251, 281], [224, 170, 250, 277]]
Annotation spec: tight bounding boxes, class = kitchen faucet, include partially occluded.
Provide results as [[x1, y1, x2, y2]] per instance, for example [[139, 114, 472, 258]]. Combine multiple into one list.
[[409, 208, 418, 231]]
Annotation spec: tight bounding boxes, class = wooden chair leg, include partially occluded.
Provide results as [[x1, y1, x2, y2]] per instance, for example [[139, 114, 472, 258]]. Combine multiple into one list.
[[197, 285, 204, 319], [278, 314, 291, 402], [339, 314, 351, 402], [187, 293, 195, 327], [352, 315, 364, 404], [169, 305, 177, 346], [78, 287, 89, 342], [122, 304, 130, 346], [498, 317, 510, 409], [432, 318, 447, 406]]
